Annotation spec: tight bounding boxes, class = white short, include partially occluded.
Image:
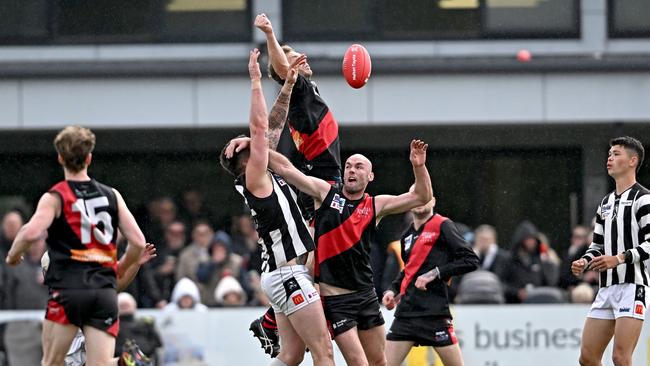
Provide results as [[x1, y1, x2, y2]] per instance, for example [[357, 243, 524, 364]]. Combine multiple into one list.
[[261, 265, 320, 316], [588, 283, 649, 320]]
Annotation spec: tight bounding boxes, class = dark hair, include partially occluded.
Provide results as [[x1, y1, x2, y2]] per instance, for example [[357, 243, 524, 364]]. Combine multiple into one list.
[[610, 136, 645, 173], [219, 135, 249, 177], [267, 44, 295, 84]]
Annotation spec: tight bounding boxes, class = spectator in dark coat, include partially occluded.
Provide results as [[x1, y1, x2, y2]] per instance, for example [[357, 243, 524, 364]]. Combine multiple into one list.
[[501, 220, 560, 303]]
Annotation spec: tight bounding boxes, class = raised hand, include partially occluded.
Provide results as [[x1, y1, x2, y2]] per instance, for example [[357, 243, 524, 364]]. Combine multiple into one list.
[[409, 139, 428, 167], [254, 13, 273, 34], [248, 48, 262, 82], [225, 136, 251, 159], [285, 54, 306, 86]]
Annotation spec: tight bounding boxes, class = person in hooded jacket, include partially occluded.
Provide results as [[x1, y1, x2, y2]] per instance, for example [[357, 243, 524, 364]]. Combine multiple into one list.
[[164, 277, 208, 312], [500, 220, 560, 303]]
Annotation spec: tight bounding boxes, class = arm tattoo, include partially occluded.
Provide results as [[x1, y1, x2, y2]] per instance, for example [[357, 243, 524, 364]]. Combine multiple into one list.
[[267, 87, 292, 150]]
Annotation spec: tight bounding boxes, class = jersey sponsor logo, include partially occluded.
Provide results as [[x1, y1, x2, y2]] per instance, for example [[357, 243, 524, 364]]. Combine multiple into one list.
[[70, 248, 117, 263], [421, 232, 439, 243], [356, 207, 371, 218], [276, 177, 287, 187], [292, 294, 305, 305], [621, 200, 633, 206], [404, 235, 413, 252], [635, 303, 644, 316], [330, 194, 346, 214]]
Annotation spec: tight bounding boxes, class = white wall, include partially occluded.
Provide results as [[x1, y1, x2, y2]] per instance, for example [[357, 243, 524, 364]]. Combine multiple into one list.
[[1, 305, 648, 366], [1, 72, 650, 129]]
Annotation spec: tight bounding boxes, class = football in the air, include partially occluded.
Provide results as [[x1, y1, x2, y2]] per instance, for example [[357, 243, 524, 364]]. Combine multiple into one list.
[[342, 44, 372, 89]]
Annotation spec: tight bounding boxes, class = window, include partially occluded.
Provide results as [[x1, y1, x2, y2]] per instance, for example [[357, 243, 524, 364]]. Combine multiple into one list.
[[283, 0, 579, 41], [609, 0, 650, 38], [0, 0, 251, 45]]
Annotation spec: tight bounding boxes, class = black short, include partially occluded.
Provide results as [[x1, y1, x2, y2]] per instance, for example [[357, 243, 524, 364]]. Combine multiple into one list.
[[322, 288, 384, 337], [45, 288, 119, 337], [387, 316, 458, 347]]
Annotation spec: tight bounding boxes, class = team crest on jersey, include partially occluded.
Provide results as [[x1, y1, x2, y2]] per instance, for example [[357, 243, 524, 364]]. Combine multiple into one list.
[[330, 194, 346, 213], [291, 129, 303, 150], [601, 204, 613, 219], [404, 235, 413, 251]]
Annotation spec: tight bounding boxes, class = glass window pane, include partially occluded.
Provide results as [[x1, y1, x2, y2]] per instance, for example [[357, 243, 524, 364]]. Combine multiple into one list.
[[609, 0, 650, 38], [162, 0, 251, 42], [483, 0, 580, 38], [282, 0, 376, 41], [0, 0, 49, 43]]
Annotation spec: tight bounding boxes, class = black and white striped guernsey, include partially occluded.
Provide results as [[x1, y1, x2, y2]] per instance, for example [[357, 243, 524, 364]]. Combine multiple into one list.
[[583, 183, 650, 287], [235, 171, 315, 273]]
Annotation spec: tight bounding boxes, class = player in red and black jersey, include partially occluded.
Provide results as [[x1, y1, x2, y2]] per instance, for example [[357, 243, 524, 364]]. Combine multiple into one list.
[[251, 13, 343, 358], [5, 125, 147, 366], [262, 139, 432, 366], [382, 193, 478, 366]]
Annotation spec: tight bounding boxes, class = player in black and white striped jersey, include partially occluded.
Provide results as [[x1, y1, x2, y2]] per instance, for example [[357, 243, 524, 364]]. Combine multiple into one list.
[[572, 136, 648, 366], [220, 48, 333, 366]]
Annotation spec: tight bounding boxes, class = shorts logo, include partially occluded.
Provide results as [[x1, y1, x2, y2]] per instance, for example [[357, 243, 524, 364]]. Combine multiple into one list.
[[434, 330, 450, 342], [635, 304, 644, 316], [307, 291, 318, 300], [292, 294, 305, 305], [332, 319, 347, 329], [330, 194, 346, 214], [619, 307, 630, 313]]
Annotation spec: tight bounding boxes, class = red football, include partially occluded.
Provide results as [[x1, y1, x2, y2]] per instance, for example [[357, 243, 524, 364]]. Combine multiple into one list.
[[342, 44, 372, 89]]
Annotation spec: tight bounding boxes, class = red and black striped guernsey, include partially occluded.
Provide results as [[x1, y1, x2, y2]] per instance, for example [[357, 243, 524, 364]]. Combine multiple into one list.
[[276, 74, 341, 182], [314, 186, 376, 291]]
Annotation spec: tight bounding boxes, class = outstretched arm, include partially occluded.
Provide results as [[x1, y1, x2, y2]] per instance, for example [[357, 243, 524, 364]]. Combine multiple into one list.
[[246, 48, 273, 197], [255, 13, 290, 80], [375, 140, 433, 220], [6, 193, 59, 265], [268, 150, 331, 206], [267, 55, 305, 150]]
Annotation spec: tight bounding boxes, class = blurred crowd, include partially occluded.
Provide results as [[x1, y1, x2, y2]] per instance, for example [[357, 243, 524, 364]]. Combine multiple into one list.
[[0, 190, 599, 311]]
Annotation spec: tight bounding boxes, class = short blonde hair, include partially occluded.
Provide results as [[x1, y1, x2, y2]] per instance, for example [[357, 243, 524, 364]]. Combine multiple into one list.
[[53, 125, 96, 173]]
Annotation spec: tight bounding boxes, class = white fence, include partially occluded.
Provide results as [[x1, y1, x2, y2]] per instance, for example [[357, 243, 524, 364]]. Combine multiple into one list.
[[1, 305, 649, 365]]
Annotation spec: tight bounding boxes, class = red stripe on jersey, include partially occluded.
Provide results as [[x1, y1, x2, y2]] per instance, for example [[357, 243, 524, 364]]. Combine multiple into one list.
[[399, 214, 447, 296], [317, 194, 374, 264], [52, 181, 83, 243], [290, 110, 338, 161]]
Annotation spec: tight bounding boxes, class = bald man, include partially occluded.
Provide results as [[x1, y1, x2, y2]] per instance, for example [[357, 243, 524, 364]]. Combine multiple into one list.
[[226, 137, 432, 366], [1, 211, 23, 257]]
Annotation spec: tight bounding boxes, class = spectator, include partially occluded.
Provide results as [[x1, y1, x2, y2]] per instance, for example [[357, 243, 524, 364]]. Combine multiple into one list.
[[178, 190, 216, 232], [153, 221, 187, 302], [0, 211, 23, 258], [558, 225, 590, 290], [115, 293, 163, 365], [473, 224, 510, 277], [214, 275, 247, 307], [501, 220, 560, 303], [230, 214, 259, 258], [164, 277, 208, 312], [176, 221, 214, 283], [196, 231, 244, 307], [3, 236, 48, 309], [145, 197, 178, 247], [570, 283, 595, 304]]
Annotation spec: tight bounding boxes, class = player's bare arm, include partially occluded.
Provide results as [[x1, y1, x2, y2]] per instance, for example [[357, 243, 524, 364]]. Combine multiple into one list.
[[114, 189, 146, 279], [117, 243, 157, 292], [6, 192, 59, 265], [268, 149, 331, 206], [267, 58, 304, 150], [245, 48, 273, 197], [255, 13, 290, 79], [375, 140, 433, 219]]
